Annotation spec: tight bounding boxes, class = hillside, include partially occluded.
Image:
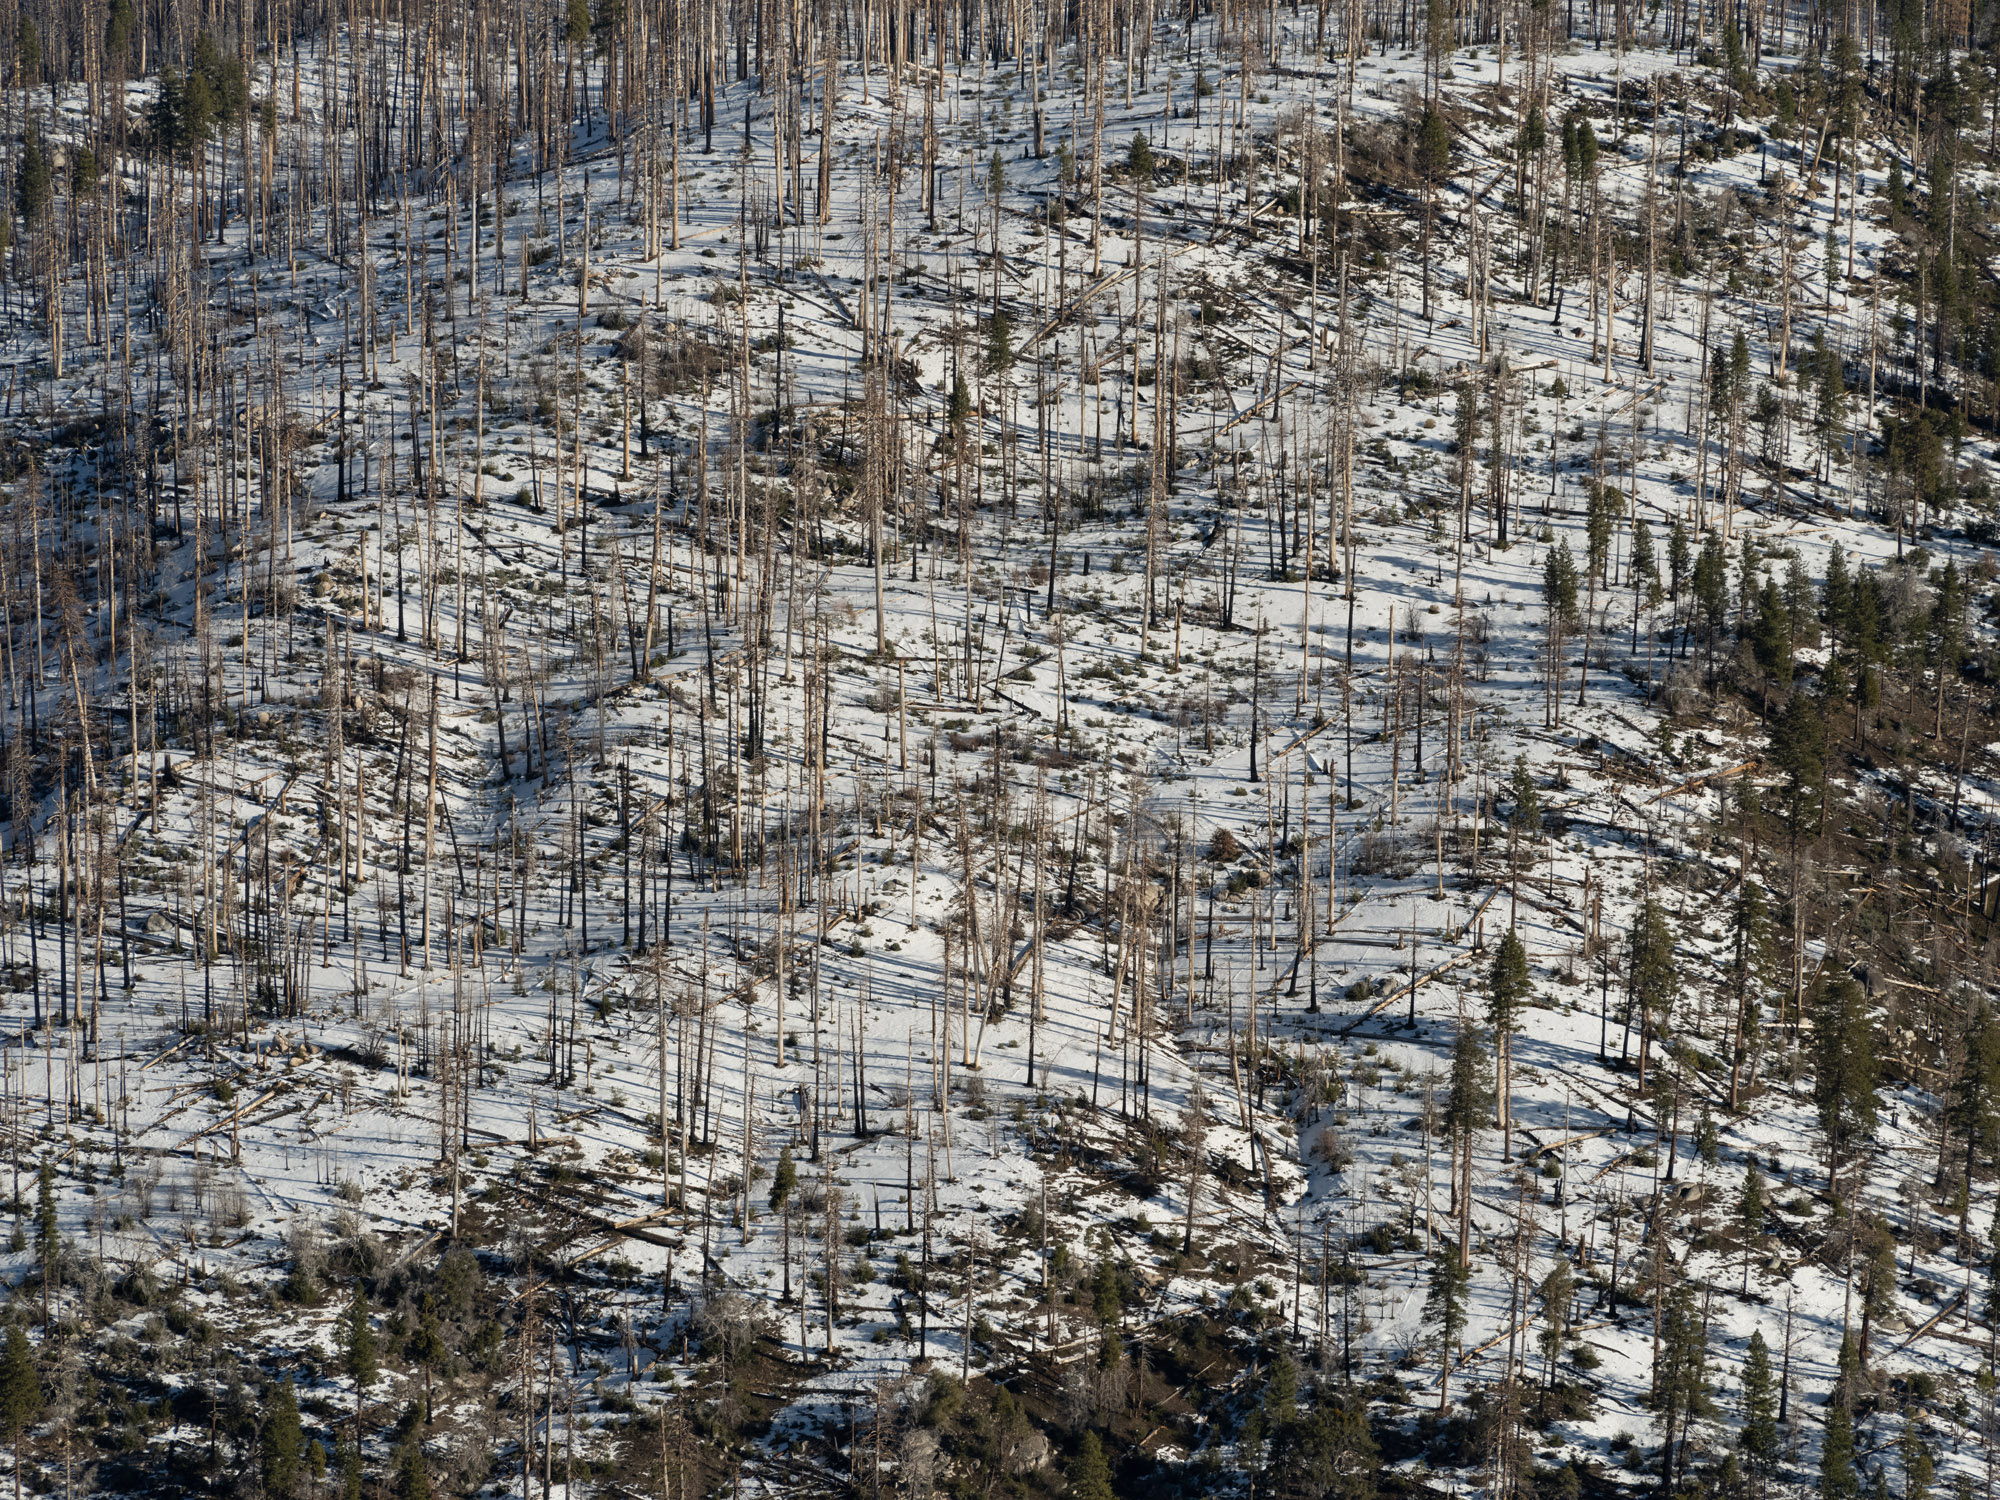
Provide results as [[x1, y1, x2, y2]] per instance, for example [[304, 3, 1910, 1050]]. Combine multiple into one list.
[[0, 1, 1994, 1498]]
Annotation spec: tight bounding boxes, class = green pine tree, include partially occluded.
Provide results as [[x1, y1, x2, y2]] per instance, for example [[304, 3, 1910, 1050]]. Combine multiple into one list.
[[1505, 756, 1541, 839], [1655, 1282, 1713, 1490], [0, 1325, 39, 1500], [1444, 1021, 1490, 1173], [1261, 1352, 1298, 1431], [15, 18, 39, 85], [1738, 1163, 1768, 1292], [1422, 1246, 1470, 1410], [1900, 1415, 1932, 1500], [1950, 1001, 2000, 1227], [1627, 898, 1677, 1091], [1417, 107, 1452, 182], [1574, 113, 1599, 174], [408, 1300, 446, 1423], [1692, 529, 1731, 662], [1770, 690, 1829, 840], [16, 134, 49, 222], [1667, 520, 1692, 606], [1831, 1330, 1861, 1415], [1695, 1104, 1721, 1165], [768, 1145, 798, 1210], [1821, 542, 1852, 646], [1629, 518, 1659, 654], [948, 375, 971, 441], [31, 1161, 56, 1323], [104, 0, 136, 59], [1276, 1388, 1378, 1500], [1813, 978, 1878, 1196], [31, 1163, 54, 1272], [1519, 104, 1547, 156], [1751, 578, 1794, 702], [1066, 1430, 1114, 1500], [1728, 877, 1770, 1104], [592, 0, 626, 48], [1739, 1329, 1780, 1480], [1542, 538, 1580, 626], [1855, 1215, 1898, 1367], [1537, 1259, 1574, 1386], [984, 310, 1015, 375], [1126, 132, 1154, 179], [261, 1379, 305, 1499], [1821, 1401, 1860, 1500], [189, 32, 246, 128], [344, 1280, 378, 1435], [1487, 929, 1531, 1152], [147, 67, 188, 154], [1487, 928, 1531, 1036], [1584, 483, 1619, 583], [396, 1442, 431, 1500]]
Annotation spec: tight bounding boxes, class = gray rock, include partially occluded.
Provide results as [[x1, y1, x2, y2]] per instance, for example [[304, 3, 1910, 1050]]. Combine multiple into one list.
[[1001, 1430, 1052, 1475]]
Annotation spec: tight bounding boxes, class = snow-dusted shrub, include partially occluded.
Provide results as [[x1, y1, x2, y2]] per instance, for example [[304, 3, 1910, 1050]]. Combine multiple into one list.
[[693, 1290, 773, 1362], [283, 1216, 327, 1305], [1660, 665, 1703, 715], [1354, 829, 1417, 879], [1312, 1128, 1355, 1173], [210, 1177, 250, 1230]]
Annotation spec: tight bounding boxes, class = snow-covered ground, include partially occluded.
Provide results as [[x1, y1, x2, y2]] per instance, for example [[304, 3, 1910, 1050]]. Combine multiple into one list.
[[3, 7, 1992, 1495]]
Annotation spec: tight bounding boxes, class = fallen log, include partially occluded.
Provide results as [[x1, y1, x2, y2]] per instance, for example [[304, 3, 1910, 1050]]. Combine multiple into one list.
[[1643, 759, 1760, 805], [1336, 947, 1481, 1037], [1890, 1289, 1968, 1355]]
